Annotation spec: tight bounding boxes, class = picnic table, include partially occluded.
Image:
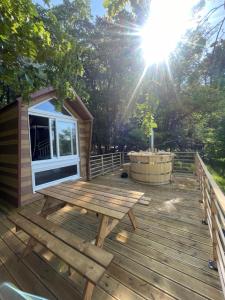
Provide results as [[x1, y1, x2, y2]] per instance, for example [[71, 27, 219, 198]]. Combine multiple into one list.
[[37, 181, 144, 247], [7, 181, 143, 299]]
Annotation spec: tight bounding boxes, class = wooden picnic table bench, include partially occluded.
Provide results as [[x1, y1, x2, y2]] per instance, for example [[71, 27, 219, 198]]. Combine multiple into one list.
[[8, 210, 114, 300], [37, 181, 144, 248]]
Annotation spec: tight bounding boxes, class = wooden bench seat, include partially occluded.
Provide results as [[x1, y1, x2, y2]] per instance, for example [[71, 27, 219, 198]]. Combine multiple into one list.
[[7, 212, 114, 300]]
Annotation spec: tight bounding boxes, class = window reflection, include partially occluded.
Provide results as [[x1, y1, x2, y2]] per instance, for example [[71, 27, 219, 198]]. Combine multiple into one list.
[[58, 121, 72, 156], [51, 119, 57, 157], [72, 123, 77, 155], [35, 99, 70, 116], [29, 115, 51, 161]]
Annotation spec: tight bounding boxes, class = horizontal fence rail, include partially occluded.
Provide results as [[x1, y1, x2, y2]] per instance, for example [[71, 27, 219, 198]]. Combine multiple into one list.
[[196, 152, 225, 296], [90, 152, 128, 179], [173, 152, 195, 173], [90, 151, 195, 179]]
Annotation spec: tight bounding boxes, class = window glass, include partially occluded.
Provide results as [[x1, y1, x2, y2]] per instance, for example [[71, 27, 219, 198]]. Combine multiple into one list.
[[35, 99, 71, 116], [58, 121, 72, 156], [35, 165, 78, 186], [29, 115, 51, 161], [51, 119, 57, 157], [72, 123, 77, 155]]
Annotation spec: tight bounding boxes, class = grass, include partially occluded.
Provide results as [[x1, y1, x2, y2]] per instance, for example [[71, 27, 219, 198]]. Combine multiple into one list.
[[207, 164, 225, 193]]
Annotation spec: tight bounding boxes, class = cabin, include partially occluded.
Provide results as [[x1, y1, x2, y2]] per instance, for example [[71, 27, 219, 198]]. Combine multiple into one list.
[[0, 87, 93, 207]]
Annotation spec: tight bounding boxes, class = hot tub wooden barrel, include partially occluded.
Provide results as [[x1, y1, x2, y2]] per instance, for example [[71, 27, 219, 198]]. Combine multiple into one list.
[[128, 152, 174, 185]]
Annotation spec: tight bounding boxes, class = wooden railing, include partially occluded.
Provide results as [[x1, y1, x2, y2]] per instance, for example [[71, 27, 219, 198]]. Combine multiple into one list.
[[195, 152, 225, 296]]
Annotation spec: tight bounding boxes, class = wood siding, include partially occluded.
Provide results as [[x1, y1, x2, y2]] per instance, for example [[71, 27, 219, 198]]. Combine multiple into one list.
[[19, 96, 92, 206], [0, 102, 19, 206], [0, 88, 92, 207]]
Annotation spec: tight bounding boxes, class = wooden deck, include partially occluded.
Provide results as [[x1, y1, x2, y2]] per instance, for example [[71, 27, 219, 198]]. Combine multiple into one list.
[[0, 171, 222, 300]]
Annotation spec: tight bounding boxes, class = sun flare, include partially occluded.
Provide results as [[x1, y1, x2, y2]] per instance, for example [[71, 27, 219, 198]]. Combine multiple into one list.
[[140, 0, 198, 65]]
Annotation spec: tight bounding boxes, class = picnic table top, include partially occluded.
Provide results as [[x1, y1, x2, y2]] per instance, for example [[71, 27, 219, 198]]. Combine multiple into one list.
[[37, 181, 144, 220]]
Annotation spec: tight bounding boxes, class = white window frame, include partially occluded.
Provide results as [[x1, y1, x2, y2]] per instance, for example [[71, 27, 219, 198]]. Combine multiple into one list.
[[28, 98, 80, 191]]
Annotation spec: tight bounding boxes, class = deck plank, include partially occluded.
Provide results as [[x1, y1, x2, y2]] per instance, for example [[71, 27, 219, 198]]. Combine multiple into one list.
[[49, 208, 215, 275], [0, 219, 82, 300], [0, 173, 222, 300], [48, 209, 221, 300], [0, 260, 18, 286], [0, 222, 56, 299], [53, 209, 210, 262], [0, 217, 117, 300], [8, 213, 106, 285]]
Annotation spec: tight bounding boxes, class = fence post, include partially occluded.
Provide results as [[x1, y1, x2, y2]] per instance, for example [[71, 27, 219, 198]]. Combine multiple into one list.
[[194, 153, 197, 175], [101, 155, 104, 175], [89, 161, 92, 180], [200, 165, 204, 195], [202, 175, 208, 225], [195, 153, 200, 179], [112, 153, 114, 170], [208, 190, 218, 271]]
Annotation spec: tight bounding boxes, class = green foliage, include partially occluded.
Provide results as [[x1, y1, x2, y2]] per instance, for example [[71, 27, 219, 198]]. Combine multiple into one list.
[[103, 0, 127, 17], [207, 164, 225, 193], [136, 102, 157, 137], [0, 0, 90, 103], [0, 0, 51, 101], [103, 0, 149, 22]]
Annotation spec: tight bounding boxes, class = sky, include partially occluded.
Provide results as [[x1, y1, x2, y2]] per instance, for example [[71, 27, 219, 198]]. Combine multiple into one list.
[[33, 0, 106, 17], [91, 1, 105, 16]]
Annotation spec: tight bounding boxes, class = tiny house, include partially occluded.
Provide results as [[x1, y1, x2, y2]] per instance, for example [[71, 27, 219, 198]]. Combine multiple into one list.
[[0, 87, 93, 207]]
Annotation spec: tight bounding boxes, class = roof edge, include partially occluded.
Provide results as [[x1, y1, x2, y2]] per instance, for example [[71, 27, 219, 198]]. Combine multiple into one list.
[[67, 90, 93, 120], [16, 86, 55, 102], [16, 86, 93, 121]]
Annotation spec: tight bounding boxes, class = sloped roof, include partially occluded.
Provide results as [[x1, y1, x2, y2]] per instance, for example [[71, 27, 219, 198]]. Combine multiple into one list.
[[17, 86, 93, 121]]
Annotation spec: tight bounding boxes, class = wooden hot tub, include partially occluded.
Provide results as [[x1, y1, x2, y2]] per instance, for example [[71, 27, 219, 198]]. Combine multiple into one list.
[[128, 151, 174, 185]]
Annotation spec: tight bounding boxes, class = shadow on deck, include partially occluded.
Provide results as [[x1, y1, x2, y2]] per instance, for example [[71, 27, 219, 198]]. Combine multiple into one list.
[[0, 171, 222, 300]]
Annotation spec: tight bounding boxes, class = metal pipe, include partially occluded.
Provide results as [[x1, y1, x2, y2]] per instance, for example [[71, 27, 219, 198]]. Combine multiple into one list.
[[151, 129, 154, 152]]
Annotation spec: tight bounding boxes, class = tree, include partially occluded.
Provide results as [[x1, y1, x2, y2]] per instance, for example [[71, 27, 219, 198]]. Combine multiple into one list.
[[77, 14, 149, 152], [0, 0, 90, 105], [103, 0, 149, 22]]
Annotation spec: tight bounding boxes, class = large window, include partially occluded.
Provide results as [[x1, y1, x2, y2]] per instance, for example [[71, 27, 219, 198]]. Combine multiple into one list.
[[29, 117, 77, 161], [29, 99, 80, 191], [29, 115, 51, 161]]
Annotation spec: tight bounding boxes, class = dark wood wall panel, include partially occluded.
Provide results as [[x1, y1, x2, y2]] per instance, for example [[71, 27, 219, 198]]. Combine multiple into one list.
[[0, 102, 19, 206], [0, 105, 18, 123], [0, 189, 18, 206], [20, 104, 34, 206]]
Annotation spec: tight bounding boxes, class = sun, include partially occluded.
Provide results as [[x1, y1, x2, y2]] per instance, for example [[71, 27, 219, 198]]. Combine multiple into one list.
[[140, 0, 198, 65]]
